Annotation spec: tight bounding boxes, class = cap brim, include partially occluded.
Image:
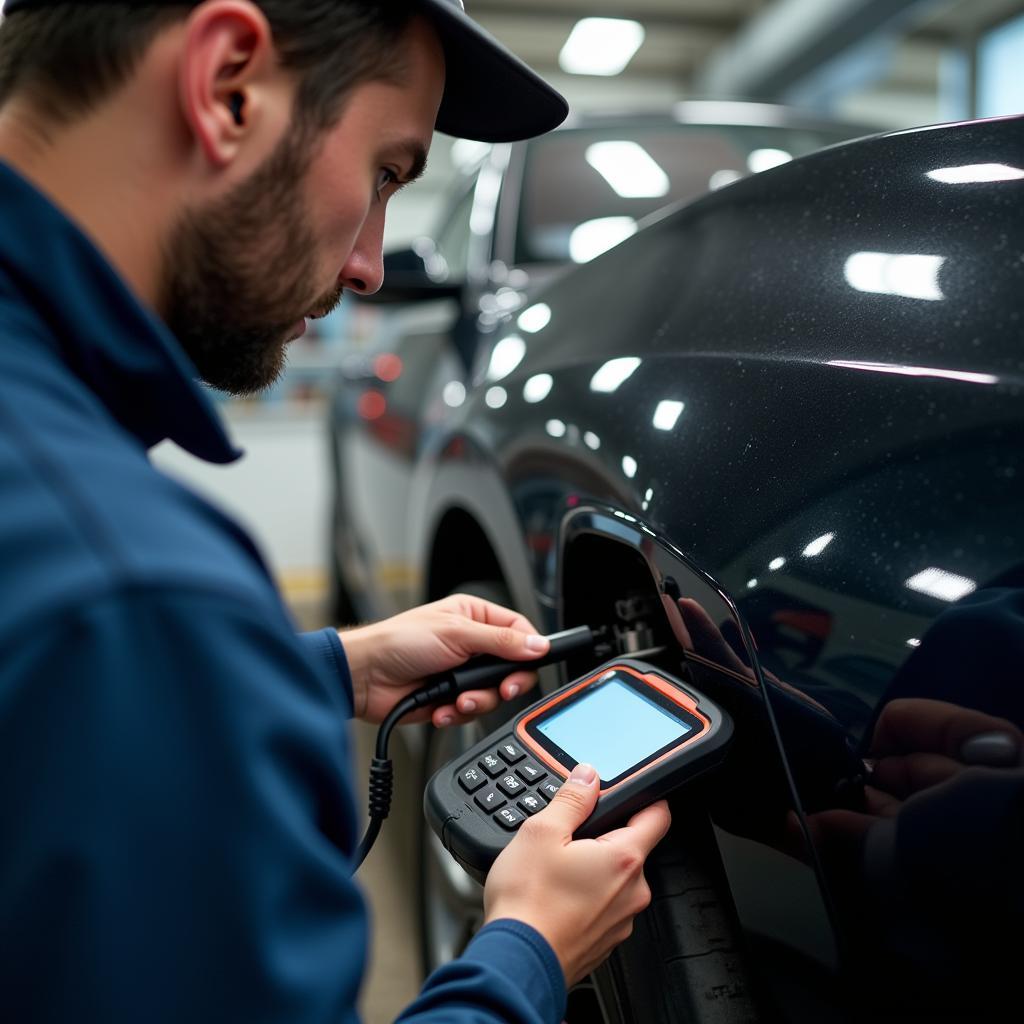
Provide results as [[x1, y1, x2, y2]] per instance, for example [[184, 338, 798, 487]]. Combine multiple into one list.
[[423, 0, 568, 142]]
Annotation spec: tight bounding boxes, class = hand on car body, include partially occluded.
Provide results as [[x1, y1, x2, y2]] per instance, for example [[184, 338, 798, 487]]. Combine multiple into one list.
[[484, 762, 672, 986]]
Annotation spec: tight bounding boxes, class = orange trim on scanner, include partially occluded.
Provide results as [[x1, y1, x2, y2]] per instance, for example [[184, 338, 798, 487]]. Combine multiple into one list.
[[514, 665, 711, 795]]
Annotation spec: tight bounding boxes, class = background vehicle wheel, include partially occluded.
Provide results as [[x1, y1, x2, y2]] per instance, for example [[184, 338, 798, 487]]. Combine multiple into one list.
[[416, 579, 512, 977]]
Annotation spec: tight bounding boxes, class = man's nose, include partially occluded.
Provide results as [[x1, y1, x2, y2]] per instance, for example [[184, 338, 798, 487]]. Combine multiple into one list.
[[339, 214, 386, 296]]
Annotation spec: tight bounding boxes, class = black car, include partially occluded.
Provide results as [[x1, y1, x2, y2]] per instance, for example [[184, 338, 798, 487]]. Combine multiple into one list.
[[327, 103, 870, 624], [337, 113, 1024, 1022]]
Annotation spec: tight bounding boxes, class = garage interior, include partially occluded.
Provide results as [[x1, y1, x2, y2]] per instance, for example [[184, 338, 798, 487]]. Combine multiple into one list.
[[27, 0, 1016, 1018]]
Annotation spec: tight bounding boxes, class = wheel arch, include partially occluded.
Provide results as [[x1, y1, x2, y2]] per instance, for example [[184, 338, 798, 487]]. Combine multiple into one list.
[[413, 446, 550, 633]]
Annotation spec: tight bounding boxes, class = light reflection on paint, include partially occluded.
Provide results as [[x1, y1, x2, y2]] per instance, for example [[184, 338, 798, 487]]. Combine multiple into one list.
[[844, 251, 945, 301], [802, 533, 834, 557], [590, 357, 641, 393], [523, 374, 553, 403], [905, 567, 977, 602], [927, 163, 1024, 184], [828, 360, 998, 386]]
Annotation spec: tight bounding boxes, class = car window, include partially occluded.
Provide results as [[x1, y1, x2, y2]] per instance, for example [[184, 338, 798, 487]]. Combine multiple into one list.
[[516, 124, 859, 265], [433, 184, 476, 281]]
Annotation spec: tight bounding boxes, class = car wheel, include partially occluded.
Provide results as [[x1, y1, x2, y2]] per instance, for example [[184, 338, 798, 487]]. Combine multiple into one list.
[[416, 578, 511, 977], [326, 433, 358, 625]]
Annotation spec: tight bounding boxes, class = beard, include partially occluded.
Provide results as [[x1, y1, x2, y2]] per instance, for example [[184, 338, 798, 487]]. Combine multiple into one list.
[[160, 127, 343, 396]]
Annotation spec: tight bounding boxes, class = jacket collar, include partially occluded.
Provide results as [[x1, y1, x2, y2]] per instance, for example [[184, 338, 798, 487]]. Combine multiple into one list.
[[0, 161, 240, 464]]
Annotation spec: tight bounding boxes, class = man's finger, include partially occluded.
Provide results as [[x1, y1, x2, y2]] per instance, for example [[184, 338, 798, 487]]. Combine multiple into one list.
[[452, 594, 542, 637], [596, 800, 671, 856], [535, 763, 600, 839], [455, 689, 502, 717], [453, 619, 550, 662]]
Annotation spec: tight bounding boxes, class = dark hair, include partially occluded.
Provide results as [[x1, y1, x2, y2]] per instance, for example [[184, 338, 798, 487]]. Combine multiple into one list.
[[0, 1, 415, 133]]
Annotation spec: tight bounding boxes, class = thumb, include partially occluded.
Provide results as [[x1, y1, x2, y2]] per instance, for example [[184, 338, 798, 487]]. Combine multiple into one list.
[[540, 763, 600, 838]]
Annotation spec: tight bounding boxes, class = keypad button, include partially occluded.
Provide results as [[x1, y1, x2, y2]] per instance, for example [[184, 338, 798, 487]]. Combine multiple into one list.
[[494, 806, 525, 831], [497, 773, 526, 798], [458, 765, 487, 793], [537, 779, 560, 802], [474, 787, 507, 813], [517, 793, 543, 816], [515, 760, 547, 785], [478, 753, 504, 778], [497, 740, 525, 764]]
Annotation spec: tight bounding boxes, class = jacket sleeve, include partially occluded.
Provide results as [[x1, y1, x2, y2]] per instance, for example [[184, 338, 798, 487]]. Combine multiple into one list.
[[298, 625, 356, 718], [396, 920, 567, 1024]]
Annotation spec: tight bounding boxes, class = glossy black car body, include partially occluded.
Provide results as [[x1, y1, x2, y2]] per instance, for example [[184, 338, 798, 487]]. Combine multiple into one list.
[[340, 114, 1024, 1022], [327, 105, 870, 623]]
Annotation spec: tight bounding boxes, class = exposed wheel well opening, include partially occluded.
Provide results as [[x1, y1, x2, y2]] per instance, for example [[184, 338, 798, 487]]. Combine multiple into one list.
[[428, 508, 504, 601]]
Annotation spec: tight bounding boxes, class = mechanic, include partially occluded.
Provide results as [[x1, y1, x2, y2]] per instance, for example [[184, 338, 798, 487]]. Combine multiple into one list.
[[0, 1, 671, 1021]]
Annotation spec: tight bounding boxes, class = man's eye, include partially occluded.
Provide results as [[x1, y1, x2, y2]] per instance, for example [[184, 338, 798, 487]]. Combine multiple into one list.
[[376, 168, 399, 196]]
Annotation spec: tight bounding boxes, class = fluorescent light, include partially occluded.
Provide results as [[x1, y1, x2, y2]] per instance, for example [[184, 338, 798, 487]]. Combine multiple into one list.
[[748, 148, 792, 174], [560, 18, 645, 76], [517, 303, 551, 334], [583, 431, 601, 450], [906, 638, 921, 648], [442, 381, 465, 408], [450, 139, 490, 171], [905, 568, 976, 602], [471, 164, 502, 236], [546, 419, 567, 438], [485, 386, 507, 409], [523, 374, 553, 404], [844, 252, 945, 301], [768, 557, 786, 571], [747, 579, 758, 589], [486, 335, 526, 382], [586, 141, 669, 199], [622, 455, 638, 478], [827, 360, 999, 386], [590, 357, 641, 393], [709, 169, 743, 191], [927, 163, 1024, 184], [644, 488, 654, 501], [802, 533, 834, 557], [569, 216, 637, 263], [652, 400, 685, 431]]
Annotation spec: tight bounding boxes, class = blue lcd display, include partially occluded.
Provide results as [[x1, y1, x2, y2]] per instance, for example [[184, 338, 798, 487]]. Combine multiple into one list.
[[536, 676, 692, 782]]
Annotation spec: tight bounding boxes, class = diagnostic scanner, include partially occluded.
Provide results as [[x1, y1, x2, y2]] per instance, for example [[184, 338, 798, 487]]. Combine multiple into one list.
[[425, 658, 732, 882]]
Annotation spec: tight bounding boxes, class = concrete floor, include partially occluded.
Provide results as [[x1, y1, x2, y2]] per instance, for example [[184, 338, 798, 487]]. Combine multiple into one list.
[[153, 401, 425, 1022]]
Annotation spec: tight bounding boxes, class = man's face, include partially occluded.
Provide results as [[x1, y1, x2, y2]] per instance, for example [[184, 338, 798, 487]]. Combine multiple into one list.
[[161, 17, 444, 396]]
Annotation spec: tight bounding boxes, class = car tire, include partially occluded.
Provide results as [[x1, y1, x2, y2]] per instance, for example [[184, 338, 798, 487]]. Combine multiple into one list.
[[416, 578, 514, 978]]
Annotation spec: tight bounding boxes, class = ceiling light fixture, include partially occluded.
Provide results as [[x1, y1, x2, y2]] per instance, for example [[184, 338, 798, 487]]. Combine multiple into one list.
[[586, 141, 669, 199], [559, 18, 645, 77]]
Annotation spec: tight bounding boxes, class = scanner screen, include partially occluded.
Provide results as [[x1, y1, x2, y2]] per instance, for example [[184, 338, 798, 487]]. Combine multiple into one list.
[[537, 675, 692, 782]]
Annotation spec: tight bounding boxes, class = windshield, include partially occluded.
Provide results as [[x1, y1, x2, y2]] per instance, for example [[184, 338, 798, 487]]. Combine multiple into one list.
[[517, 121, 866, 265]]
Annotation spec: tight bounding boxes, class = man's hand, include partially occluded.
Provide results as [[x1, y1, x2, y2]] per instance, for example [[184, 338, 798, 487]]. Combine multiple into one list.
[[339, 594, 549, 726], [484, 763, 671, 987]]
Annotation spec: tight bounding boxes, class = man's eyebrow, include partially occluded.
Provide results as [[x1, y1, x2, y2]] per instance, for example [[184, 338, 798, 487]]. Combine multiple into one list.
[[389, 139, 429, 184]]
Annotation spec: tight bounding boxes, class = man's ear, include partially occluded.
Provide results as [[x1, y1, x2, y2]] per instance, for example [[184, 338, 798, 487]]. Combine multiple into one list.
[[177, 0, 281, 168]]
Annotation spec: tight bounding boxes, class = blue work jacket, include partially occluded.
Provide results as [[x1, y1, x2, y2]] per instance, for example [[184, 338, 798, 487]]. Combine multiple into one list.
[[0, 162, 565, 1023]]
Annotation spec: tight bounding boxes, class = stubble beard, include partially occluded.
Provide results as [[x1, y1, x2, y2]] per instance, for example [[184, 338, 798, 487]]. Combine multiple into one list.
[[160, 127, 343, 397]]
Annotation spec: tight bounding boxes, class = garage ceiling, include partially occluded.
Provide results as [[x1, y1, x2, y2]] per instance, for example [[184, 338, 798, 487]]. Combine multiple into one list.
[[464, 0, 1022, 108], [468, 0, 765, 82]]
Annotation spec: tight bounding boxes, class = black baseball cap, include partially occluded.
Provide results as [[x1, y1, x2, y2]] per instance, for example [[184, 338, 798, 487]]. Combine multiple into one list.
[[0, 0, 569, 142]]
